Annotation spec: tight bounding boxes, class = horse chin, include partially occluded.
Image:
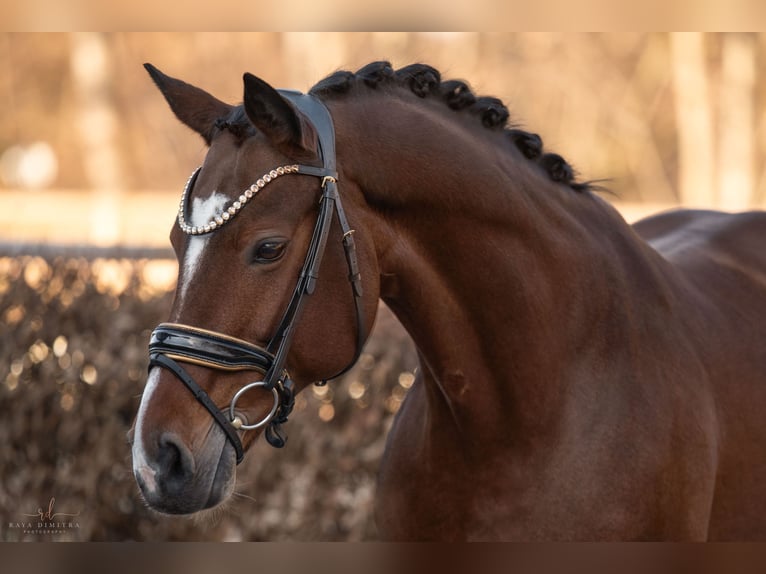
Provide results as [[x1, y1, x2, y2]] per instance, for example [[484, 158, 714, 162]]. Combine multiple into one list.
[[137, 440, 238, 516]]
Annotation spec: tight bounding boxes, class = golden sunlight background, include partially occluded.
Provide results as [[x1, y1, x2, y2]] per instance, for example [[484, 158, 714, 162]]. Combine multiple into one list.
[[2, 33, 765, 247], [1, 33, 765, 541]]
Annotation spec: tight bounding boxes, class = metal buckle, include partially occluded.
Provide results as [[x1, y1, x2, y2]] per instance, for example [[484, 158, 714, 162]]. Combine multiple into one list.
[[321, 175, 337, 188], [229, 381, 281, 430]]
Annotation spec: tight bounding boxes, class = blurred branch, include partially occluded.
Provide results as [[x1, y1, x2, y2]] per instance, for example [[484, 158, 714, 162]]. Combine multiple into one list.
[[609, 35, 675, 203]]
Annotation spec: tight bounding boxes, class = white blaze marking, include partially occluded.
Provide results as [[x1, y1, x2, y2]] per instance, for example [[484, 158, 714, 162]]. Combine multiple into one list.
[[132, 368, 161, 494], [177, 191, 229, 307], [132, 191, 229, 493]]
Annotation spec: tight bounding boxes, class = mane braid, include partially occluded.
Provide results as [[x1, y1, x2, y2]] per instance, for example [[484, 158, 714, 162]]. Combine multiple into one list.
[[310, 62, 597, 194]]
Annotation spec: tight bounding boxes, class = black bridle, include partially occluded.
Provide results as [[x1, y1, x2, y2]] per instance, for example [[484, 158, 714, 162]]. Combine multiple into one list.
[[148, 91, 365, 463]]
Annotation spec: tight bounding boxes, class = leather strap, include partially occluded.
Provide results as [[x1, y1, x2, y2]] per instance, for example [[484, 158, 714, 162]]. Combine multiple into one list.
[[149, 353, 245, 464], [150, 323, 274, 372], [265, 91, 367, 385]]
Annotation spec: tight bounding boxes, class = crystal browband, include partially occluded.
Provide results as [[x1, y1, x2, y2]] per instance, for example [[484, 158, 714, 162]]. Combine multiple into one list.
[[178, 164, 301, 236]]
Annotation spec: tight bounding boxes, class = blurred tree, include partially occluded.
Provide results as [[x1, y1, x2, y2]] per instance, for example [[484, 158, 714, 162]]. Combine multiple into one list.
[[671, 32, 716, 207], [69, 33, 125, 245], [718, 33, 756, 210], [672, 32, 759, 210]]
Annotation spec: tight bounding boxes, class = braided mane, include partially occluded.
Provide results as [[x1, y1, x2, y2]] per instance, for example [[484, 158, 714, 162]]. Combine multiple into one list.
[[215, 61, 597, 193], [310, 61, 596, 193]]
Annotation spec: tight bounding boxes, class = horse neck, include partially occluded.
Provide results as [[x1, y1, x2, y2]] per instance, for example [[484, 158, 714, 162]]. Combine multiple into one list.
[[333, 95, 672, 444]]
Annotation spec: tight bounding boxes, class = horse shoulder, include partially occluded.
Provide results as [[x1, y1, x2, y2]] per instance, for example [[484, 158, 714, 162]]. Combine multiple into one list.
[[634, 209, 766, 539]]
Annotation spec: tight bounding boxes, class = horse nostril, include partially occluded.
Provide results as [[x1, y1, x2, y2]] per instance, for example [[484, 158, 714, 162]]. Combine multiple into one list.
[[157, 432, 195, 493]]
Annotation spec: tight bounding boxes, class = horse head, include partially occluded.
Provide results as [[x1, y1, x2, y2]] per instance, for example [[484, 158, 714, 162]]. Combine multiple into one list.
[[131, 65, 378, 514]]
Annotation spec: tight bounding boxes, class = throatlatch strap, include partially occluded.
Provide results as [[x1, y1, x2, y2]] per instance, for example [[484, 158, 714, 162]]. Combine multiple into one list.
[[150, 353, 244, 464]]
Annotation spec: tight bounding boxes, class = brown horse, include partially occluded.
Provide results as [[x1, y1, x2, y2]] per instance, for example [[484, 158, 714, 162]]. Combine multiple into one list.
[[130, 61, 766, 541]]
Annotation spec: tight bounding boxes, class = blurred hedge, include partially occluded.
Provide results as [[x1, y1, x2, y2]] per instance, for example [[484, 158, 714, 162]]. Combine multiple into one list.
[[0, 254, 417, 541]]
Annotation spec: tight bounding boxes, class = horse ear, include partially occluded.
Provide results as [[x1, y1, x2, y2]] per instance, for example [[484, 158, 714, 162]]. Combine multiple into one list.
[[242, 73, 315, 155], [144, 63, 232, 145]]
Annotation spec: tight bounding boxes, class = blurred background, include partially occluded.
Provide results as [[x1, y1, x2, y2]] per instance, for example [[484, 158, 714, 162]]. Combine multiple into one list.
[[1, 32, 765, 541]]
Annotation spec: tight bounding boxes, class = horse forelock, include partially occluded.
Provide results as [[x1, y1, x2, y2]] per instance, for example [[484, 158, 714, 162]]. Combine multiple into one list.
[[213, 107, 256, 144]]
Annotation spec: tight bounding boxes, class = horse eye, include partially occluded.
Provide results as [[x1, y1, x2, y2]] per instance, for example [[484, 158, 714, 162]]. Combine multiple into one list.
[[252, 240, 287, 264]]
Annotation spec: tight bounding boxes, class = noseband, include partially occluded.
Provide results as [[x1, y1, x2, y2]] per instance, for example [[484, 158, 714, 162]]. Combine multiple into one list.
[[148, 91, 365, 463]]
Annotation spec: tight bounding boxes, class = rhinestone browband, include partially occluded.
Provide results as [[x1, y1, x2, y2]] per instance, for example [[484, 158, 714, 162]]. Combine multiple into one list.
[[178, 164, 300, 235]]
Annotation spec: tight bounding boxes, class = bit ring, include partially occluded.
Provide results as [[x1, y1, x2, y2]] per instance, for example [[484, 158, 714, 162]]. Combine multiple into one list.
[[229, 381, 280, 430]]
